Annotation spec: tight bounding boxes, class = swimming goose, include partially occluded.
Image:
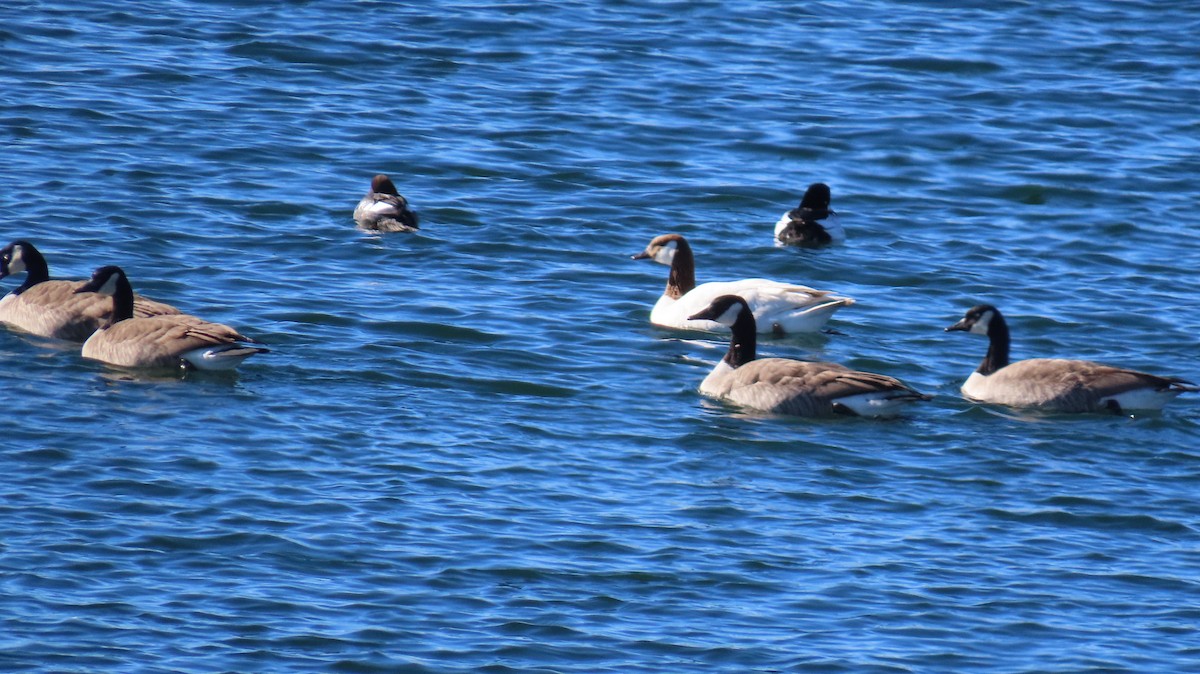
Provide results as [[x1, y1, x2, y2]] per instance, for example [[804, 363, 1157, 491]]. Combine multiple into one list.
[[74, 265, 267, 371], [632, 233, 853, 334], [353, 174, 419, 232], [945, 304, 1197, 413], [0, 240, 180, 341], [773, 182, 845, 247], [688, 294, 929, 417]]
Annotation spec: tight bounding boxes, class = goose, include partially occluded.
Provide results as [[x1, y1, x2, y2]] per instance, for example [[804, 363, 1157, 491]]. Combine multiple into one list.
[[687, 294, 930, 417], [74, 265, 267, 371], [632, 233, 853, 334], [773, 182, 845, 247], [0, 240, 180, 341], [353, 174, 419, 232], [945, 304, 1197, 413]]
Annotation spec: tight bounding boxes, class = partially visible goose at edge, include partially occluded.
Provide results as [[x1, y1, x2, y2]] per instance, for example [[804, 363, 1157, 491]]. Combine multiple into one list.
[[946, 304, 1197, 413], [688, 294, 930, 417], [773, 182, 845, 247], [353, 174, 419, 232], [75, 265, 268, 371], [632, 233, 853, 335], [0, 240, 181, 341]]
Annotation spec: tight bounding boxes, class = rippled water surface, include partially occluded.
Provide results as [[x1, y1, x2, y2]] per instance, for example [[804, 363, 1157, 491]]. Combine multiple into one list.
[[2, 1, 1199, 671]]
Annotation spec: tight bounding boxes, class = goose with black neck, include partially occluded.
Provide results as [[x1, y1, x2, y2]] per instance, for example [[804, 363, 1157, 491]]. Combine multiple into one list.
[[946, 304, 1196, 413], [0, 240, 180, 341], [688, 294, 929, 417], [74, 265, 267, 372]]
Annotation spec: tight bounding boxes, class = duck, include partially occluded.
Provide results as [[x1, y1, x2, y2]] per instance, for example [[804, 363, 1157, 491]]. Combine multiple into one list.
[[0, 240, 181, 341], [773, 182, 845, 247], [687, 294, 930, 417], [74, 265, 267, 371], [632, 233, 853, 334], [945, 304, 1196, 413], [353, 174, 419, 232]]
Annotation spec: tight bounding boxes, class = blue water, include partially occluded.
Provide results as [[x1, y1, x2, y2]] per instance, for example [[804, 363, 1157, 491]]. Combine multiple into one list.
[[2, 1, 1199, 671]]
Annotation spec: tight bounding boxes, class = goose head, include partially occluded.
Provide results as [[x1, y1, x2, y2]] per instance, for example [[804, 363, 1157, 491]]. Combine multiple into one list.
[[75, 265, 129, 297], [75, 265, 137, 324], [631, 233, 684, 266], [689, 294, 758, 367], [0, 240, 35, 280], [947, 304, 1014, 375], [945, 304, 1000, 337], [688, 294, 751, 326]]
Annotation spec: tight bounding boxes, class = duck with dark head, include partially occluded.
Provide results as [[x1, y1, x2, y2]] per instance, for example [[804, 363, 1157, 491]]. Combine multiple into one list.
[[354, 174, 419, 232], [774, 182, 845, 247]]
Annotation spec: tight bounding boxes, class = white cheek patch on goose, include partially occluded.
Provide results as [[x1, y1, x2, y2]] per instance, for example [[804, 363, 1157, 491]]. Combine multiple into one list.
[[716, 303, 743, 326], [98, 274, 120, 296], [653, 243, 677, 265], [970, 310, 994, 335], [7, 247, 26, 273]]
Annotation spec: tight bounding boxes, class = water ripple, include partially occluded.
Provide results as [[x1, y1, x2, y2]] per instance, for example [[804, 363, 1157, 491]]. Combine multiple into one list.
[[2, 0, 1199, 672]]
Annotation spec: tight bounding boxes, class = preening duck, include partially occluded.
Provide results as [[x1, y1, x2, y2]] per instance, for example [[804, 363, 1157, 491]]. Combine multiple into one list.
[[632, 233, 853, 334], [0, 240, 180, 341], [74, 265, 267, 371], [688, 294, 929, 417], [945, 304, 1196, 413], [773, 182, 845, 247], [353, 174, 419, 232]]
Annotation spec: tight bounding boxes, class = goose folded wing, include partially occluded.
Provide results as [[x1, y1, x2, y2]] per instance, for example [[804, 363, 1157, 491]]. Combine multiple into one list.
[[176, 320, 257, 346], [132, 295, 182, 318], [1004, 359, 1195, 407], [731, 281, 837, 307]]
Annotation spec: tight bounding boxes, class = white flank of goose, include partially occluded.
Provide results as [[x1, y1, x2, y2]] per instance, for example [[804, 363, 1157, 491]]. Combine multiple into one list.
[[632, 233, 853, 334], [773, 182, 846, 247], [688, 294, 930, 417], [946, 304, 1196, 413], [0, 240, 180, 341], [74, 265, 267, 371], [353, 174, 419, 232]]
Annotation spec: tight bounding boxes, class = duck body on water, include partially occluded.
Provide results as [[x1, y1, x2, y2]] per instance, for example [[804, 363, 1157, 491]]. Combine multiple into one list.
[[774, 183, 846, 247], [353, 174, 419, 233]]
